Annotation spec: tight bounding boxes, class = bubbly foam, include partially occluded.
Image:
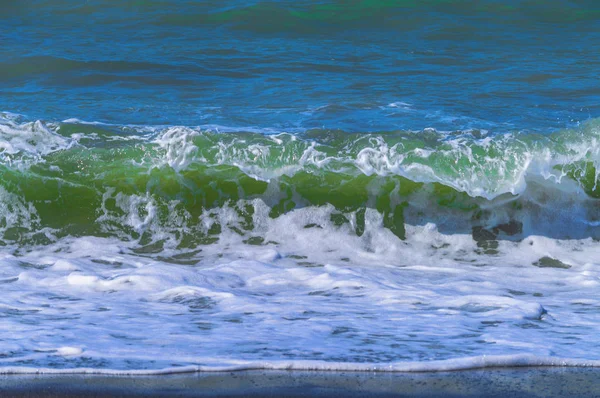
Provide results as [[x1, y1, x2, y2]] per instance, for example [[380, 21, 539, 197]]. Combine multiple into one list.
[[1, 211, 600, 371], [2, 355, 600, 375], [0, 119, 76, 168]]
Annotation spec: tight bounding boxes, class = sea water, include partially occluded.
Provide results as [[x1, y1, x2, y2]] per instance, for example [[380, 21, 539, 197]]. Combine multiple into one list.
[[1, 0, 600, 373]]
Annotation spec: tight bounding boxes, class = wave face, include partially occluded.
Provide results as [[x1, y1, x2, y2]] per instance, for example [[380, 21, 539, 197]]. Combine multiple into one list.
[[1, 116, 600, 246]]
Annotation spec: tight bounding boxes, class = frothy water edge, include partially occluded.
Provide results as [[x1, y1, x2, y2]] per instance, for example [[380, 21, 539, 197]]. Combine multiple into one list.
[[3, 355, 600, 375]]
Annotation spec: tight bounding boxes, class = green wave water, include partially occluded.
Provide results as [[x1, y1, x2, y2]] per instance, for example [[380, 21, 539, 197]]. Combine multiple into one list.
[[1, 116, 600, 248]]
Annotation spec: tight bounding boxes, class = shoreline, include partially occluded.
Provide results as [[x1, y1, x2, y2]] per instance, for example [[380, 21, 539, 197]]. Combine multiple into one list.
[[2, 367, 600, 397], [2, 353, 600, 375]]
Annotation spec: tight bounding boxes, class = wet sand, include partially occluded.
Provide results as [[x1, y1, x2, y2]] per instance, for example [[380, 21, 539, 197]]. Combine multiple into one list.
[[1, 367, 600, 397]]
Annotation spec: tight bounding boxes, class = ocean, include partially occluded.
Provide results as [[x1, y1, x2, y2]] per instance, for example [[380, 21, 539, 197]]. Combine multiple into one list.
[[1, 0, 600, 373]]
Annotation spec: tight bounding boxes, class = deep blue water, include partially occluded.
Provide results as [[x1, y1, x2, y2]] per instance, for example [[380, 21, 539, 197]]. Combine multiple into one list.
[[2, 0, 600, 132]]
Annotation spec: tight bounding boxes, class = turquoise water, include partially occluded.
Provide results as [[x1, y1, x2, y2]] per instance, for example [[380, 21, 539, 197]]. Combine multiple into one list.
[[2, 1, 600, 373]]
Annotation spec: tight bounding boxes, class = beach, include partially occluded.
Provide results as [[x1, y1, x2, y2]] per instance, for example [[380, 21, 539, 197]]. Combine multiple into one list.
[[3, 367, 600, 397]]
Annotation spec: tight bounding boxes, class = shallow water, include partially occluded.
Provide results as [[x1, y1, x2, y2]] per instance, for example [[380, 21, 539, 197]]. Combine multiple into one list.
[[1, 0, 600, 373]]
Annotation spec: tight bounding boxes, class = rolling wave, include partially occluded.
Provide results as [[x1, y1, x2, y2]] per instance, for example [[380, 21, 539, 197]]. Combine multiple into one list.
[[1, 115, 599, 247]]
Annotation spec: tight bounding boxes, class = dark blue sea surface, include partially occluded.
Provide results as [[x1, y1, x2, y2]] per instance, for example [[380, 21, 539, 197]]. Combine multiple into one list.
[[2, 0, 600, 132]]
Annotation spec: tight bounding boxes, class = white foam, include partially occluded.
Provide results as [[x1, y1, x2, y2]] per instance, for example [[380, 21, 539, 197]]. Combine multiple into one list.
[[1, 210, 600, 371], [56, 347, 83, 357], [51, 260, 79, 272], [1, 355, 600, 375], [0, 119, 77, 167]]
